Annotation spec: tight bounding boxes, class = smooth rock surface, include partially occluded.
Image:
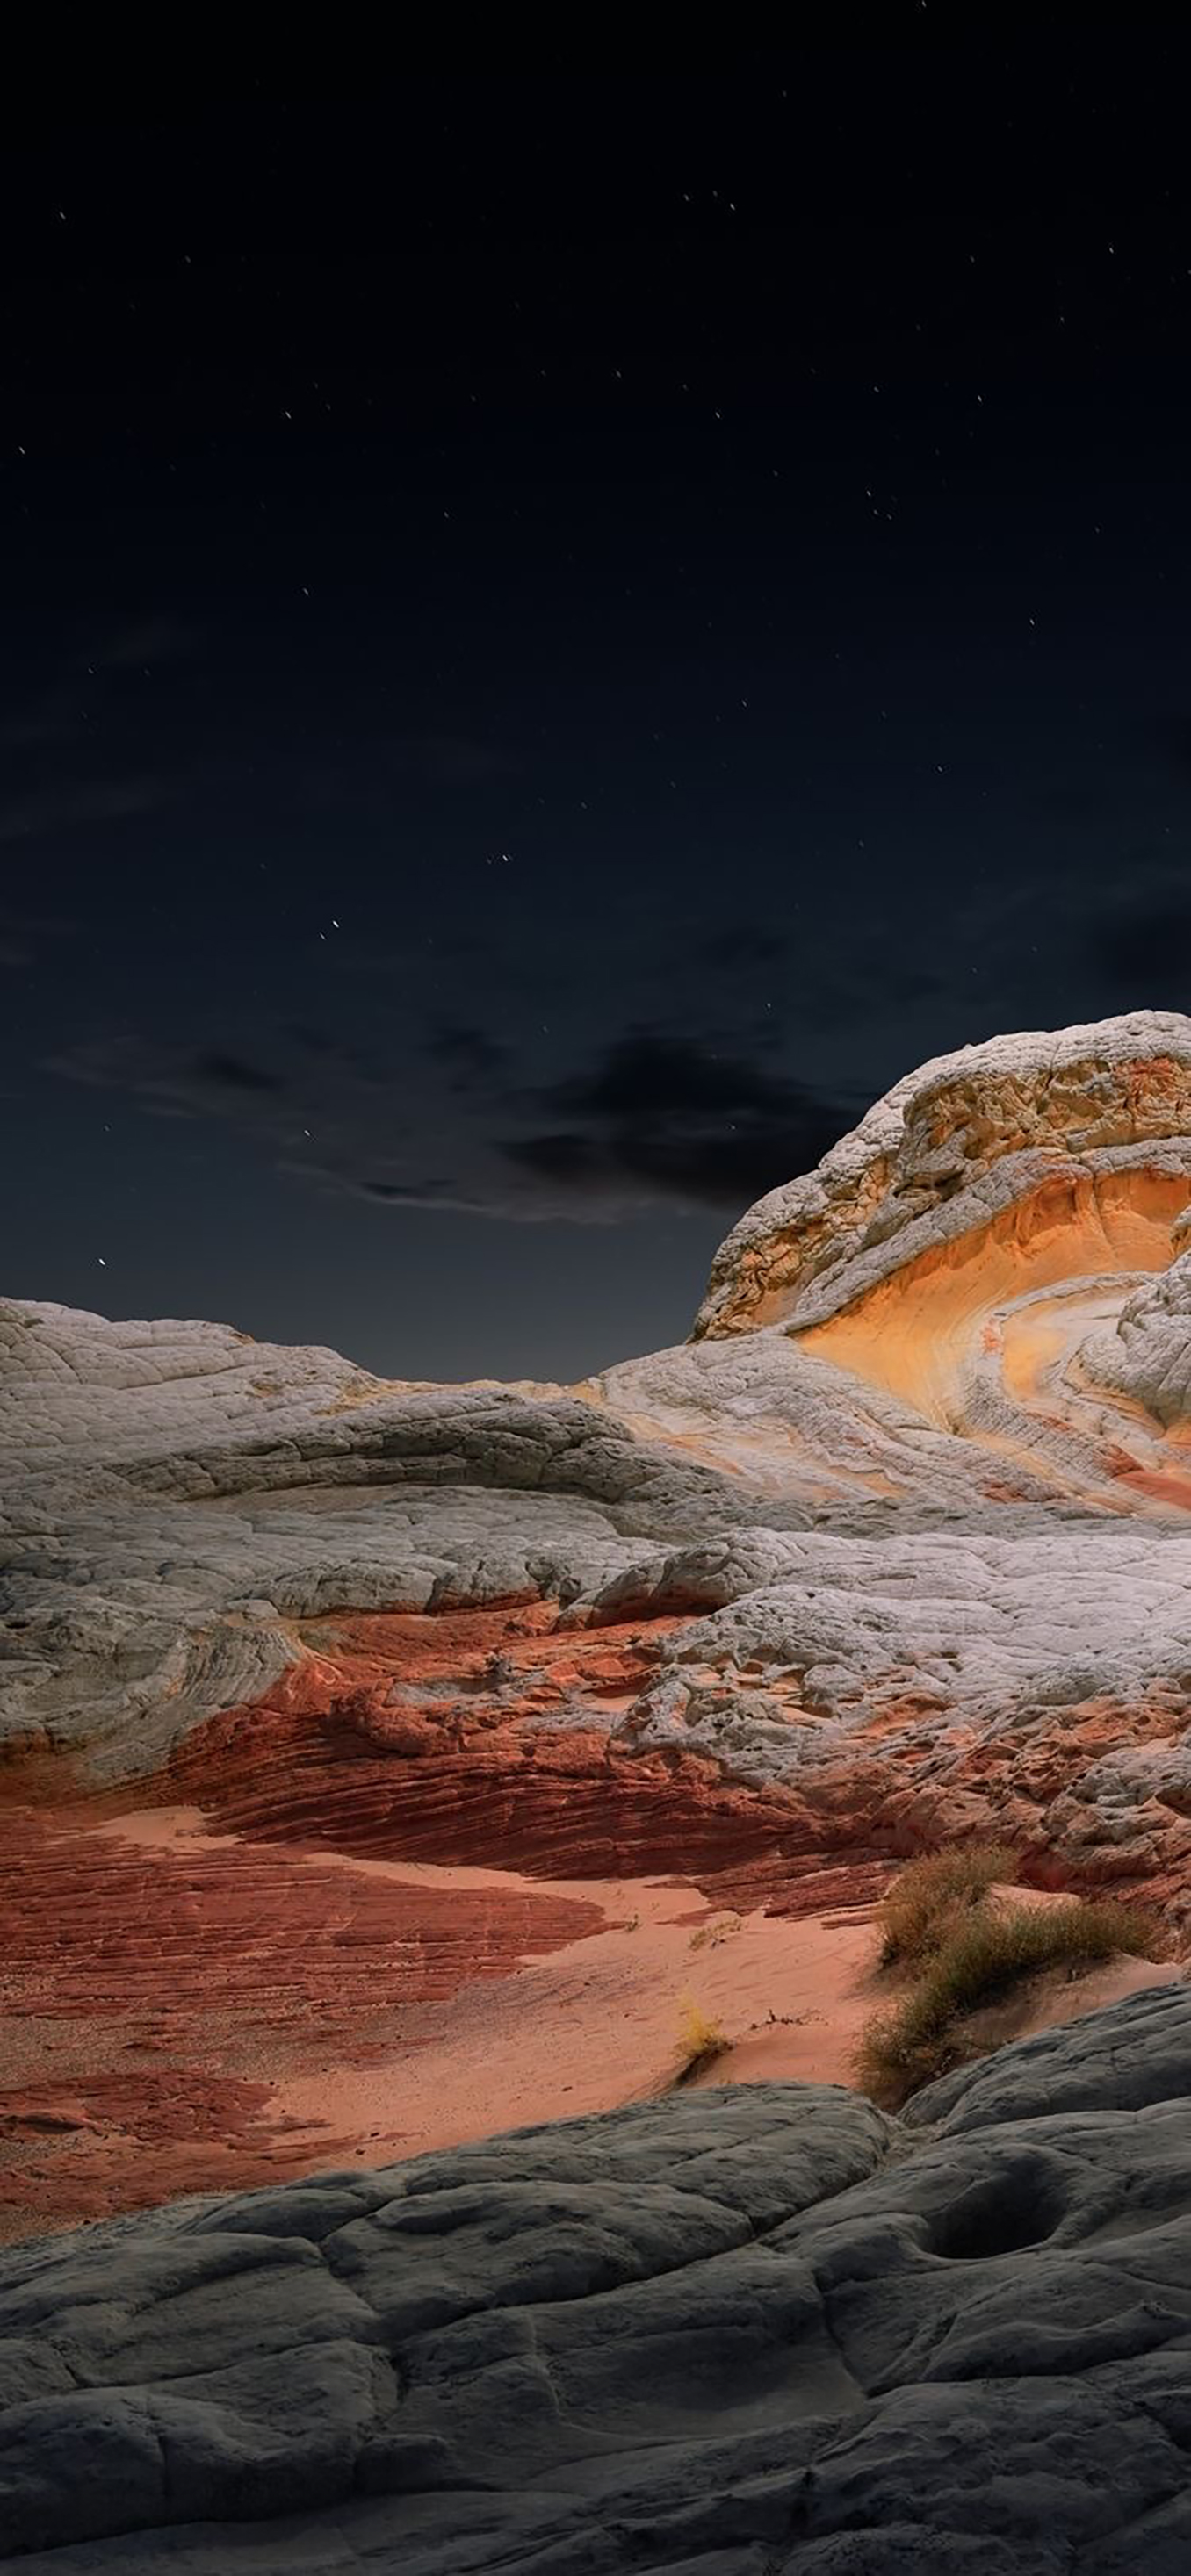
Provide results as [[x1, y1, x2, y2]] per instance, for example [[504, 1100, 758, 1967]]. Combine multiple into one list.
[[4, 1988, 1191, 2569]]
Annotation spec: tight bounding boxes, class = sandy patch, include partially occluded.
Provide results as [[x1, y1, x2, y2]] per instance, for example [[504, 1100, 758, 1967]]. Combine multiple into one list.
[[272, 1880, 883, 2158], [4, 1795, 1180, 2239], [0, 1795, 885, 2232]]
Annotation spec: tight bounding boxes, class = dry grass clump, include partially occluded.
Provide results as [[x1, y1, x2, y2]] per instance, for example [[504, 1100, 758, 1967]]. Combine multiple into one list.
[[858, 1894, 1159, 2108], [673, 1994, 729, 2082], [689, 1912, 743, 1954], [877, 1843, 1019, 1967]]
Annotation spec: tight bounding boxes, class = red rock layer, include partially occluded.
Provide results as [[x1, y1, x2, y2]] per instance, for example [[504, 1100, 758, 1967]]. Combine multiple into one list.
[[170, 1607, 819, 1881], [844, 1684, 1191, 1927], [173, 1703, 814, 1879], [0, 1791, 603, 2234], [0, 1805, 602, 2018], [0, 2072, 329, 2232], [5, 1597, 1182, 2237], [0, 1602, 874, 2234], [170, 1608, 1191, 1918], [171, 1609, 1191, 1919]]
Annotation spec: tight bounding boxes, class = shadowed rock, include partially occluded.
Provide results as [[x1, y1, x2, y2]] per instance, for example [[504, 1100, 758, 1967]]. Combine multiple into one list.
[[3, 1988, 1191, 2568]]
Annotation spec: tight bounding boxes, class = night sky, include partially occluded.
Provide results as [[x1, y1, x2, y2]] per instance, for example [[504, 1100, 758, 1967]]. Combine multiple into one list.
[[6, 41, 1191, 1380]]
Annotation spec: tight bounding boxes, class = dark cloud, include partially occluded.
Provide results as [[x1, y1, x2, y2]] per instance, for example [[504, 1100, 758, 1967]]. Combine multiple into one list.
[[502, 1133, 604, 1185], [357, 1176, 451, 1203], [502, 1115, 841, 1209], [549, 1033, 800, 1122], [0, 778, 170, 845], [47, 1018, 853, 1223], [503, 1032, 849, 1210], [283, 1024, 386, 1083], [286, 1023, 339, 1056], [613, 1119, 845, 1206], [0, 907, 76, 969], [46, 1035, 290, 1122]]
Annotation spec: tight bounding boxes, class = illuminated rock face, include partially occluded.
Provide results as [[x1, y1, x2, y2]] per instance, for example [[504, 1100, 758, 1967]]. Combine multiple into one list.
[[7, 1011, 1191, 2228], [693, 1010, 1191, 1340]]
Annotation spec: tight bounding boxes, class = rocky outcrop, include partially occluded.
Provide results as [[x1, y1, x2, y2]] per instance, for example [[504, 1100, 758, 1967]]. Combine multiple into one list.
[[1083, 1239, 1191, 1425], [0, 1302, 783, 1780], [8, 1011, 1191, 2227], [5, 1985, 1191, 2569], [168, 1610, 810, 1881], [692, 1010, 1191, 1338]]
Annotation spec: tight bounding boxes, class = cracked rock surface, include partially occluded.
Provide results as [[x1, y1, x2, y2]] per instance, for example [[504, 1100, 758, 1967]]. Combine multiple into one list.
[[4, 1985, 1191, 2570]]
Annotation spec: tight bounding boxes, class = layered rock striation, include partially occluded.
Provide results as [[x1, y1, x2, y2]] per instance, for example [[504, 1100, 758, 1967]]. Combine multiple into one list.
[[6, 1011, 1191, 2222], [693, 1009, 1191, 1338]]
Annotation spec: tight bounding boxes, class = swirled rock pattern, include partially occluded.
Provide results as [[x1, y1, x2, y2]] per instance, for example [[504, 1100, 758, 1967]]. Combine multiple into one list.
[[6, 1010, 1191, 2236], [5, 1986, 1191, 2570], [692, 1008, 1191, 1338]]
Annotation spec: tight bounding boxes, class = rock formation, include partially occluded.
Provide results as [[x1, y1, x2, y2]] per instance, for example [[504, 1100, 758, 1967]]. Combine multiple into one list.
[[7, 1008, 1191, 2559], [4, 1009, 1191, 2220], [4, 1985, 1191, 2569]]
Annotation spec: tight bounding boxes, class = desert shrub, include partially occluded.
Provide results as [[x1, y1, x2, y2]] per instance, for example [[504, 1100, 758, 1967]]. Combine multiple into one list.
[[674, 1994, 728, 2079], [877, 1843, 1020, 1967], [689, 1912, 743, 1954], [857, 1896, 1159, 2108]]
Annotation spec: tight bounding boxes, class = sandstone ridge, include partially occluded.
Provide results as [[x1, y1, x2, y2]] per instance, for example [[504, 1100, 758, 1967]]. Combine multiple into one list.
[[4, 1011, 1191, 2233], [693, 1007, 1191, 1338]]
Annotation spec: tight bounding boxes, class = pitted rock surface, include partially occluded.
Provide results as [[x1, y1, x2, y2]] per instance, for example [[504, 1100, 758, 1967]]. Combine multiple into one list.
[[4, 1987, 1191, 2570]]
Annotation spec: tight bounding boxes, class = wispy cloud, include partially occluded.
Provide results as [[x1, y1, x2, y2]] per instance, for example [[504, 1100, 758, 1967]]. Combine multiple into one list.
[[45, 1012, 857, 1223]]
